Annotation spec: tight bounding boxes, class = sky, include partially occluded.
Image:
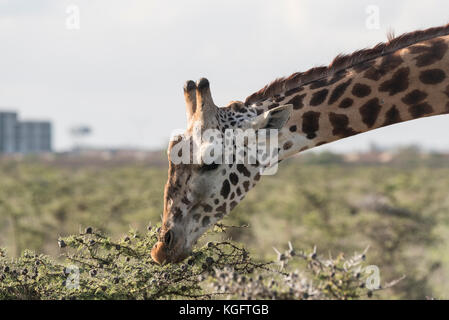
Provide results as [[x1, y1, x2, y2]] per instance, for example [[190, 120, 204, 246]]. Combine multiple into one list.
[[1, 0, 449, 152]]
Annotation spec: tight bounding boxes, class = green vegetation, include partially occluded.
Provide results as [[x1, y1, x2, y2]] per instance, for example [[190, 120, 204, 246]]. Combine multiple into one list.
[[0, 226, 388, 300], [0, 151, 448, 299]]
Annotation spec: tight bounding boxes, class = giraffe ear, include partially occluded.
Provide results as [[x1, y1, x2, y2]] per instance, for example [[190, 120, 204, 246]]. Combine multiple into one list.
[[250, 104, 293, 130]]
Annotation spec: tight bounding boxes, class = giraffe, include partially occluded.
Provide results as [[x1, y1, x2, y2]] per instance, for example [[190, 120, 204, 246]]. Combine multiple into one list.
[[151, 23, 449, 264]]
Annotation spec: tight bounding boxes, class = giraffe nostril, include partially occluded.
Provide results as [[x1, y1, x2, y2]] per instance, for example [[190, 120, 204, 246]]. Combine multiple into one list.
[[164, 230, 174, 247]]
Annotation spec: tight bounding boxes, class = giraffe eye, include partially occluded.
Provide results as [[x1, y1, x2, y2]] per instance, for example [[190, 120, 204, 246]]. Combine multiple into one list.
[[200, 163, 220, 172]]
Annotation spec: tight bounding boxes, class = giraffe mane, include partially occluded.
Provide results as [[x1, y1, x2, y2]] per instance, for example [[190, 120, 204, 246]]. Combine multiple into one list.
[[245, 22, 449, 106]]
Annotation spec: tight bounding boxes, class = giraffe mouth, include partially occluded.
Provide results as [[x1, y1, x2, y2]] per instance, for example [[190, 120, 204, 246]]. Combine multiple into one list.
[[151, 233, 190, 264]]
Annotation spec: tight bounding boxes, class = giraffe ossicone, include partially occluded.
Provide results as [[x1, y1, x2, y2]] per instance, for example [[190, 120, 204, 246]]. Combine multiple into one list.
[[151, 24, 449, 264]]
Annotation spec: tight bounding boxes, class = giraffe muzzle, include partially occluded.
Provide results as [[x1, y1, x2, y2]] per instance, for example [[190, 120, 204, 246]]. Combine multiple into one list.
[[151, 230, 190, 264]]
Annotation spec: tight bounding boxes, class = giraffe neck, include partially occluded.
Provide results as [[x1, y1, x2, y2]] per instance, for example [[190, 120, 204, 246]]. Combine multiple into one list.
[[247, 32, 449, 160]]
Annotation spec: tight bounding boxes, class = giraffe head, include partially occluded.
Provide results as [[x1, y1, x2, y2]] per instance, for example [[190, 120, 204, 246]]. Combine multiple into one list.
[[151, 78, 292, 264]]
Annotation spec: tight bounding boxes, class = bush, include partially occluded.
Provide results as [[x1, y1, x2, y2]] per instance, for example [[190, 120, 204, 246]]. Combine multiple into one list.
[[0, 225, 399, 300]]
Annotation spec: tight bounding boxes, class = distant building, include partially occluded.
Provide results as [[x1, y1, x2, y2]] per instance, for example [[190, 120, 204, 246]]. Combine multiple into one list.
[[0, 112, 18, 153], [0, 111, 52, 154], [16, 121, 52, 153]]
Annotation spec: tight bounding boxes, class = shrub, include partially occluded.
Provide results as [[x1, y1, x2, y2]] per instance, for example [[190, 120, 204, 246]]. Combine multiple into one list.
[[0, 225, 399, 300]]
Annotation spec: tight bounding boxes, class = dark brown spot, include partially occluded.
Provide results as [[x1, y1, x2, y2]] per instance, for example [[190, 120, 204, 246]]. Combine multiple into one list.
[[328, 113, 358, 137], [254, 173, 261, 181], [214, 199, 219, 205], [339, 98, 354, 109], [310, 89, 329, 106], [401, 90, 428, 106], [328, 79, 352, 105], [181, 197, 191, 205], [216, 202, 226, 214], [173, 207, 183, 222], [229, 173, 239, 185], [419, 69, 446, 85], [379, 67, 410, 96], [236, 164, 251, 177], [287, 94, 306, 110], [230, 201, 238, 210], [302, 111, 321, 139], [230, 192, 235, 200], [283, 141, 293, 150], [236, 187, 242, 196], [193, 214, 201, 222], [382, 105, 402, 126], [243, 181, 250, 192], [360, 98, 382, 128], [315, 141, 327, 146], [289, 125, 297, 132], [310, 79, 328, 89], [409, 39, 448, 67], [409, 102, 434, 118], [364, 53, 404, 81], [285, 87, 304, 96], [203, 204, 213, 213], [268, 103, 279, 110], [220, 180, 230, 198], [214, 213, 224, 219], [202, 216, 210, 227], [351, 83, 372, 98]]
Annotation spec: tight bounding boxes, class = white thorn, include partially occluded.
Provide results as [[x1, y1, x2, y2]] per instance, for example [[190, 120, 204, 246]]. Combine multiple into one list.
[[272, 247, 281, 256]]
